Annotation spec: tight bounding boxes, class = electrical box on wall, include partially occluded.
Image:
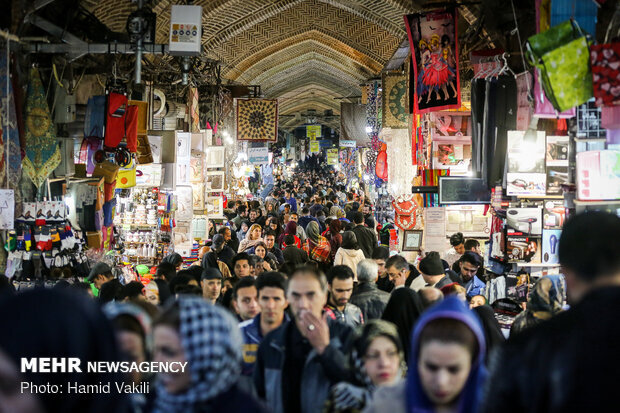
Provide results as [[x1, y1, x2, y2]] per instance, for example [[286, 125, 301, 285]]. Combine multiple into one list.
[[168, 5, 202, 56], [54, 85, 76, 124]]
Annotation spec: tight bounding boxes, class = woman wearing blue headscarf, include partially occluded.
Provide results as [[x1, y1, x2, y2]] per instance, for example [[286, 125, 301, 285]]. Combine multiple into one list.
[[364, 297, 487, 413]]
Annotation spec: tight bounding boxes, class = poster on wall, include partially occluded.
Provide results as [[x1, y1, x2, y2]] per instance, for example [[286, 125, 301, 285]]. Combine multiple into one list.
[[404, 8, 461, 113], [175, 185, 193, 222], [190, 150, 204, 183], [205, 171, 225, 192], [205, 196, 224, 218], [309, 140, 320, 154], [507, 130, 547, 196], [0, 189, 15, 229], [236, 99, 278, 142], [306, 125, 322, 139], [192, 183, 204, 211], [327, 148, 339, 165], [546, 136, 569, 195], [205, 146, 225, 168]]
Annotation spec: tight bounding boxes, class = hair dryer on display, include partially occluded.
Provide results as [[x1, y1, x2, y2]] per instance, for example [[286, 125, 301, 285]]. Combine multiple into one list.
[[549, 234, 558, 254]]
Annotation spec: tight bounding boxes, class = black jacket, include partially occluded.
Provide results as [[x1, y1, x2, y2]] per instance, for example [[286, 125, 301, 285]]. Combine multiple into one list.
[[282, 245, 309, 265], [350, 225, 377, 258], [350, 282, 390, 321], [481, 287, 620, 413], [267, 247, 285, 265], [217, 245, 236, 269], [253, 319, 353, 413]]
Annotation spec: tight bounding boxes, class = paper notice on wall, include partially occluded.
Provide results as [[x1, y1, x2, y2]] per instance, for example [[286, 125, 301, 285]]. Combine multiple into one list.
[[424, 207, 447, 253], [0, 189, 15, 229]]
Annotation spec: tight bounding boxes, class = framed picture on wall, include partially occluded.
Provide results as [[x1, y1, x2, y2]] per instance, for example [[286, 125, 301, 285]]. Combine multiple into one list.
[[205, 171, 225, 192], [205, 146, 225, 168], [403, 230, 423, 251], [205, 196, 224, 218]]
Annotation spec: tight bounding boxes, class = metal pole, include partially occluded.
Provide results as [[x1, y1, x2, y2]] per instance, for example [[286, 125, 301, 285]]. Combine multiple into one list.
[[135, 0, 144, 84], [5, 37, 9, 189]]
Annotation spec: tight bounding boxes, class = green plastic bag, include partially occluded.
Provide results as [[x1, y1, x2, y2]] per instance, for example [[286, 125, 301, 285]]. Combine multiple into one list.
[[527, 19, 593, 112]]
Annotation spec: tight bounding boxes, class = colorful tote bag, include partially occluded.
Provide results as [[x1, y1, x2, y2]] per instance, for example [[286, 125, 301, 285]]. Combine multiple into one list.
[[590, 43, 620, 107], [527, 19, 593, 112]]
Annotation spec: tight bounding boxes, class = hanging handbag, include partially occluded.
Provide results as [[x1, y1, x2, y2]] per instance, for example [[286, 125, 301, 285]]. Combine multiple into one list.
[[527, 19, 593, 112], [117, 157, 138, 189]]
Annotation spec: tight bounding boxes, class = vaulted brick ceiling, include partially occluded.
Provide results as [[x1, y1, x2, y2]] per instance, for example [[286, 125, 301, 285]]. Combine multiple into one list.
[[83, 0, 419, 128]]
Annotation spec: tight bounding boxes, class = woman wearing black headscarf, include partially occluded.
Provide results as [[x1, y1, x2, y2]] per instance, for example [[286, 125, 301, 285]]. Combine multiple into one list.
[[381, 288, 424, 363], [0, 288, 132, 413], [161, 253, 183, 271]]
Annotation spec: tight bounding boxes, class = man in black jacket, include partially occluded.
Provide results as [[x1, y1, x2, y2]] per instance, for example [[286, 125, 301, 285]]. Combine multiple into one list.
[[350, 211, 377, 258], [350, 259, 390, 320], [282, 234, 308, 265], [482, 212, 620, 413], [253, 266, 353, 413]]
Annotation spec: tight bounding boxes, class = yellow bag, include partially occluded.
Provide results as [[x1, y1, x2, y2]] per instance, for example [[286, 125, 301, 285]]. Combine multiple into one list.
[[117, 158, 137, 188]]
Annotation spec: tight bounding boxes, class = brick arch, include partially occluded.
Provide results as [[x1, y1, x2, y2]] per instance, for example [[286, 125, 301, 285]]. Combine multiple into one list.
[[228, 33, 380, 82]]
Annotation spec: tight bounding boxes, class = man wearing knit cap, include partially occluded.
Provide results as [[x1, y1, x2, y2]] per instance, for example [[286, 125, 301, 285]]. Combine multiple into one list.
[[419, 251, 453, 289], [201, 267, 223, 305]]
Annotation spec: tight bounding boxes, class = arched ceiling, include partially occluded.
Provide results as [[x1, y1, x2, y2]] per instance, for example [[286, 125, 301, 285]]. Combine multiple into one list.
[[83, 0, 419, 129]]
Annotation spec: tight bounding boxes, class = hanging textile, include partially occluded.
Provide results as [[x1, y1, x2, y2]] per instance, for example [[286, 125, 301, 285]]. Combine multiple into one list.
[[382, 72, 408, 128], [404, 8, 461, 113], [22, 67, 61, 188], [236, 99, 278, 142], [590, 43, 620, 107], [0, 54, 22, 187], [189, 87, 200, 133], [341, 102, 368, 146], [384, 128, 415, 197]]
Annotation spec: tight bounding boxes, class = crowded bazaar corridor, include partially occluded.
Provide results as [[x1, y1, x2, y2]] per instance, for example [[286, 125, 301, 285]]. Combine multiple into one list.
[[0, 0, 619, 412]]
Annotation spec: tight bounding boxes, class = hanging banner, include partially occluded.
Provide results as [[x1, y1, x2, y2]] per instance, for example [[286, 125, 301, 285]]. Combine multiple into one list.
[[327, 149, 339, 165], [339, 140, 356, 148], [248, 147, 270, 165], [382, 72, 409, 128], [307, 125, 322, 139], [309, 140, 320, 154], [404, 8, 461, 113]]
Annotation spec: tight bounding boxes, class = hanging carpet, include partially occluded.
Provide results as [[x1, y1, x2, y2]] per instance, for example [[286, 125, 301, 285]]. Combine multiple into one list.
[[236, 99, 278, 142]]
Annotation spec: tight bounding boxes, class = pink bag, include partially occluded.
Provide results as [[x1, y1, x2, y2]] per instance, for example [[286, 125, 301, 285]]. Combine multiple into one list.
[[533, 72, 576, 118]]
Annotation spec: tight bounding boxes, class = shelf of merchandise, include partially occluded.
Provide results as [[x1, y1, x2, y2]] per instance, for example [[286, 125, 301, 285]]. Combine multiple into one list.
[[573, 199, 620, 206], [516, 195, 563, 200], [515, 263, 561, 268]]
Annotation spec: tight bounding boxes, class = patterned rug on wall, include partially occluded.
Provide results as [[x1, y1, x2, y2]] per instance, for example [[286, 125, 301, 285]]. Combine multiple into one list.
[[236, 99, 278, 142]]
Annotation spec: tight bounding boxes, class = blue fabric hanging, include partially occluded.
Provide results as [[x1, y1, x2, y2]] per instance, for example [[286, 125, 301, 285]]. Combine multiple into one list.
[[551, 0, 598, 36]]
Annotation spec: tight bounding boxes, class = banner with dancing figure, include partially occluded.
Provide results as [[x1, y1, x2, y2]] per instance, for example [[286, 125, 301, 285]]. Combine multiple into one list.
[[404, 9, 461, 113]]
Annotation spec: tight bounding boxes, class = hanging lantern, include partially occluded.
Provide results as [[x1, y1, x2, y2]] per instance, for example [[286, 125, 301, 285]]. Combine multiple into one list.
[[375, 143, 388, 181]]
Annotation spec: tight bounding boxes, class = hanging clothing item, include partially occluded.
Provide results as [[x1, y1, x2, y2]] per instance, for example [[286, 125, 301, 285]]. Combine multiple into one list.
[[0, 53, 22, 186], [470, 78, 486, 175], [124, 105, 139, 152], [103, 92, 127, 149], [84, 95, 106, 137], [22, 67, 61, 188]]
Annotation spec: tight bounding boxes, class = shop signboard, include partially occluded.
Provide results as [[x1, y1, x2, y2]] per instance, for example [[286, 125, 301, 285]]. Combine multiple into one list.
[[309, 140, 320, 154], [248, 147, 269, 165], [327, 149, 339, 165], [339, 139, 356, 148], [319, 139, 332, 149], [307, 125, 322, 139]]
